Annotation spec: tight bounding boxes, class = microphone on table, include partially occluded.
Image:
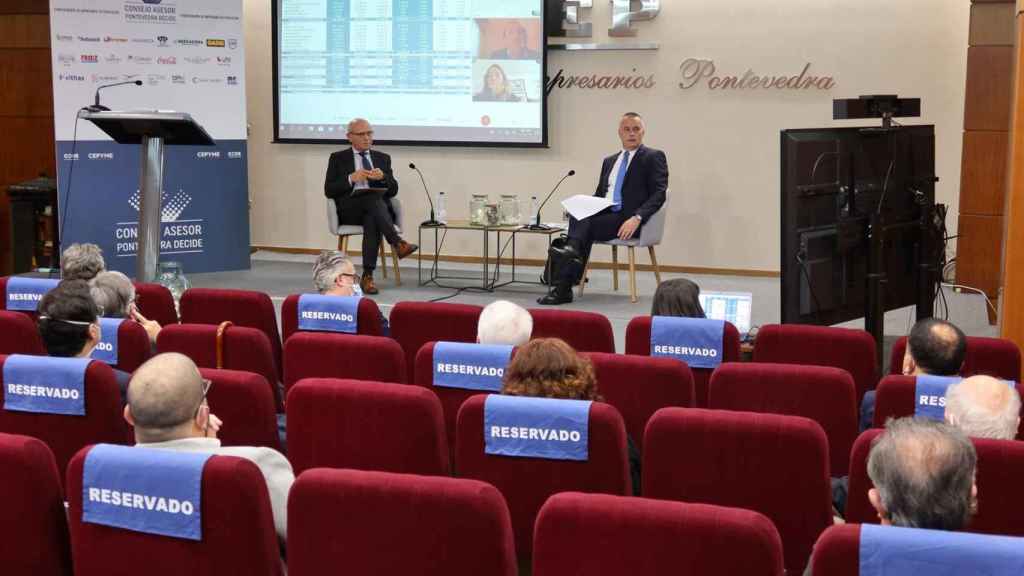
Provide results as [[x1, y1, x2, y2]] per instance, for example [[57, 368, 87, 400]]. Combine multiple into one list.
[[86, 80, 143, 113], [526, 169, 575, 231], [409, 163, 442, 228]]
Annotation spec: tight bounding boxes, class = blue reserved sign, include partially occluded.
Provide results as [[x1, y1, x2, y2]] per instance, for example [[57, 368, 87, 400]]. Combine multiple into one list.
[[650, 316, 725, 369], [433, 342, 513, 392], [484, 395, 591, 461], [860, 524, 1024, 575], [91, 318, 123, 366], [6, 277, 59, 311], [3, 355, 89, 416], [914, 375, 963, 420], [297, 294, 360, 334], [82, 444, 212, 541]]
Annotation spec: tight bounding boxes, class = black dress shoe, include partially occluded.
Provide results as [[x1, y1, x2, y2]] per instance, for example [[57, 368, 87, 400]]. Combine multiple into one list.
[[537, 287, 573, 305]]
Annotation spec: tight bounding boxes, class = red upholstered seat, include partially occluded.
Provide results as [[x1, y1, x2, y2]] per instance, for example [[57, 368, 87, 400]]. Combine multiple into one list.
[[528, 308, 615, 353], [110, 319, 151, 373], [286, 378, 448, 476], [390, 301, 482, 382], [288, 468, 516, 576], [283, 333, 406, 394], [624, 316, 741, 407], [888, 336, 1022, 381], [0, 356, 130, 484], [583, 351, 694, 451], [199, 368, 281, 452], [808, 524, 860, 576], [131, 282, 179, 327], [413, 341, 484, 454], [280, 294, 384, 343], [643, 407, 833, 575], [456, 395, 631, 561], [0, 433, 72, 576], [845, 429, 1024, 537], [0, 310, 45, 355], [179, 288, 282, 379], [709, 362, 857, 476], [873, 375, 1024, 439], [752, 324, 877, 404], [67, 449, 282, 576], [533, 492, 785, 576], [157, 324, 283, 412]]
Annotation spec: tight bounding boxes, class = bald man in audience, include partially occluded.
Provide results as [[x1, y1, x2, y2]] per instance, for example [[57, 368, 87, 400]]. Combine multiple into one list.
[[945, 375, 1022, 440], [807, 417, 978, 575], [861, 318, 968, 431], [125, 353, 294, 546], [477, 300, 533, 346]]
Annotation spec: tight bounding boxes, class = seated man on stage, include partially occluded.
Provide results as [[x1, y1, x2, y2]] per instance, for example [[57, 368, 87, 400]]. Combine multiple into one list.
[[324, 118, 417, 295], [539, 112, 668, 305]]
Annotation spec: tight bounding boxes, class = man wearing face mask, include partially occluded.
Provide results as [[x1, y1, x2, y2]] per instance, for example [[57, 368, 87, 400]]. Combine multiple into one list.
[[312, 250, 390, 336], [36, 279, 133, 400]]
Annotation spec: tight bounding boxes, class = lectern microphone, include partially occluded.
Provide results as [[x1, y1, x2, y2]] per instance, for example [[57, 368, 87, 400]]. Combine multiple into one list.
[[87, 80, 143, 112], [409, 162, 442, 228], [526, 170, 575, 231]]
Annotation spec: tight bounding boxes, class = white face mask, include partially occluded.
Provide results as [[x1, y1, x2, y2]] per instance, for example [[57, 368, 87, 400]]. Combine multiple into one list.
[[352, 283, 363, 297]]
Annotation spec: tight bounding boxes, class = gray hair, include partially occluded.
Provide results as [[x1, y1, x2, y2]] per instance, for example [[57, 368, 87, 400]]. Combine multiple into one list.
[[127, 353, 205, 443], [312, 250, 353, 294], [62, 243, 106, 281], [90, 271, 135, 318], [867, 417, 977, 530], [945, 376, 1021, 440], [347, 117, 370, 133], [477, 300, 533, 346]]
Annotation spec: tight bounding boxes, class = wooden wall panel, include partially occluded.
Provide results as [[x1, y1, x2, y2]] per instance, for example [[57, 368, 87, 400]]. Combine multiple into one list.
[[970, 3, 1015, 46], [0, 49, 53, 117], [0, 2, 53, 276], [1000, 9, 1024, 348], [0, 15, 50, 48], [958, 214, 1005, 297], [959, 130, 1010, 215], [964, 46, 1014, 131]]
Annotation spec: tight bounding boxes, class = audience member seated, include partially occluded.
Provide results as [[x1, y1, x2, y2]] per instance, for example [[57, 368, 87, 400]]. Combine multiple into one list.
[[945, 375, 1022, 440], [313, 250, 389, 335], [124, 352, 294, 546], [650, 277, 705, 317], [37, 280, 132, 397], [90, 270, 161, 344], [501, 337, 640, 493], [806, 417, 977, 575], [61, 242, 105, 282], [861, 318, 967, 430], [477, 300, 533, 346]]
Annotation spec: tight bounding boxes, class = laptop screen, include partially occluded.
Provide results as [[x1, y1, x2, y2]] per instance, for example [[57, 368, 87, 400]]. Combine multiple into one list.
[[698, 291, 753, 335]]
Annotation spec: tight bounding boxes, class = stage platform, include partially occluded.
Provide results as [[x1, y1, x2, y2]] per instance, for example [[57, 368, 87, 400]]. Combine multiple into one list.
[[181, 250, 998, 372]]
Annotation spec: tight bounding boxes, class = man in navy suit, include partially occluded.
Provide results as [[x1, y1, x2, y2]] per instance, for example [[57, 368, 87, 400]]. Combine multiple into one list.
[[538, 112, 668, 305], [324, 118, 417, 294]]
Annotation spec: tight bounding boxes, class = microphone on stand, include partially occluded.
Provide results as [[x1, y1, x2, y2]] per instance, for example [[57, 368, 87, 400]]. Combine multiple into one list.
[[86, 80, 143, 113], [409, 162, 442, 228], [526, 170, 575, 230]]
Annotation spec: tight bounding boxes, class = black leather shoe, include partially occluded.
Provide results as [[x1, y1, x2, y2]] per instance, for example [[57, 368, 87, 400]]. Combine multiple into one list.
[[537, 287, 573, 305]]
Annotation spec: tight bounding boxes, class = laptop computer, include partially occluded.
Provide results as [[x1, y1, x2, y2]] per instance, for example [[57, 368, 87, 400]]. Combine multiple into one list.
[[698, 291, 753, 338]]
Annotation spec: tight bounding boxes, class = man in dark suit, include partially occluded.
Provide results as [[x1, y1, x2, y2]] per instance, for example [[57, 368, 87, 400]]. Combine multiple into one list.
[[538, 112, 668, 305], [324, 118, 417, 294]]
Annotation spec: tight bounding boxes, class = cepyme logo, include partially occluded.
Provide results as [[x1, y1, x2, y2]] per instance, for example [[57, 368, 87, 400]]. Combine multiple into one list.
[[196, 151, 221, 159]]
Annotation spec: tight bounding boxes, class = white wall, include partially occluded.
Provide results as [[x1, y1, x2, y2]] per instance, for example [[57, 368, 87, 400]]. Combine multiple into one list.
[[243, 0, 969, 272]]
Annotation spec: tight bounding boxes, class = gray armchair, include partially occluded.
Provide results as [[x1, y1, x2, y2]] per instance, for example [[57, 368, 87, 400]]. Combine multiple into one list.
[[579, 196, 667, 303], [326, 197, 403, 284]]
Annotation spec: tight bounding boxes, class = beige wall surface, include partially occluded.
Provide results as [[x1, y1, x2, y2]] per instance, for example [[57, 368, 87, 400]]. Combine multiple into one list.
[[243, 0, 969, 272]]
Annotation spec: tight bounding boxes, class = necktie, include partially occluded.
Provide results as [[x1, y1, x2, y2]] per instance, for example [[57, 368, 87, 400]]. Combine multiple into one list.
[[359, 151, 372, 170], [611, 151, 629, 212]]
